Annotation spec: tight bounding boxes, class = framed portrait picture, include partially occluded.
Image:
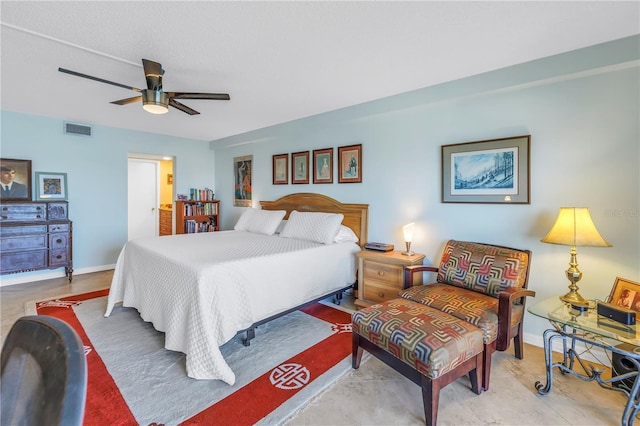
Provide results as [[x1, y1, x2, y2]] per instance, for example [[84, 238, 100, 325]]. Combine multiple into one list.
[[35, 172, 68, 200], [441, 135, 530, 204], [291, 151, 309, 184], [234, 155, 253, 207], [313, 148, 333, 184], [0, 158, 32, 201], [272, 153, 288, 185], [338, 144, 362, 183], [607, 277, 640, 312]]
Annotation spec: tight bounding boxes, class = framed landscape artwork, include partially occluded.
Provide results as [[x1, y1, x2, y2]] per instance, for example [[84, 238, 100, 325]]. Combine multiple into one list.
[[338, 144, 362, 183], [291, 151, 309, 184], [0, 158, 32, 201], [272, 153, 288, 185], [234, 155, 252, 207], [313, 148, 333, 184], [441, 135, 530, 204], [35, 172, 68, 200]]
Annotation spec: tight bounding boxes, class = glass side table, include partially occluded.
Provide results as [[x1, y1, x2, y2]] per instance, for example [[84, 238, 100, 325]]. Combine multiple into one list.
[[528, 297, 640, 426]]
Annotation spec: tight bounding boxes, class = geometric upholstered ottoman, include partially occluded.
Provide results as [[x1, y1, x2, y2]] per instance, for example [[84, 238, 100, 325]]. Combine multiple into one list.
[[352, 298, 484, 426]]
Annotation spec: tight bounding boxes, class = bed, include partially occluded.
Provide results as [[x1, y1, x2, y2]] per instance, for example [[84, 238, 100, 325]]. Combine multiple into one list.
[[104, 193, 368, 384]]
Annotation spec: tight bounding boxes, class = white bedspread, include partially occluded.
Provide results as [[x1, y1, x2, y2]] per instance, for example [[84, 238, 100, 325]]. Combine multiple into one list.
[[105, 230, 359, 384]]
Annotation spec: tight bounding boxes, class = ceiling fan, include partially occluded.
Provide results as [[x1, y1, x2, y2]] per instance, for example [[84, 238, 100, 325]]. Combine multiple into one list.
[[58, 59, 230, 115]]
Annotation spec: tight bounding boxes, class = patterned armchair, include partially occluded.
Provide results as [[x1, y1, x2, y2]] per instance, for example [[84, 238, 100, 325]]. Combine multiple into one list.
[[402, 240, 535, 390]]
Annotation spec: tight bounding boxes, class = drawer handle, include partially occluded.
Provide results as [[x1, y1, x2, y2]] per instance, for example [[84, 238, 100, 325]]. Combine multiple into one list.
[[36, 206, 42, 210], [378, 291, 385, 298], [2, 207, 6, 211], [56, 255, 62, 259], [1, 216, 6, 219], [378, 271, 385, 277], [36, 215, 41, 219], [56, 238, 62, 244]]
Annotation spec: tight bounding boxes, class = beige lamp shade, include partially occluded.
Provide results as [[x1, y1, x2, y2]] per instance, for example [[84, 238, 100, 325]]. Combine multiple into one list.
[[541, 207, 611, 247]]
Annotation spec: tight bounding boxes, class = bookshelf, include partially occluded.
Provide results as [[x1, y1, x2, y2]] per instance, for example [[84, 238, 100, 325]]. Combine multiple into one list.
[[175, 200, 220, 234]]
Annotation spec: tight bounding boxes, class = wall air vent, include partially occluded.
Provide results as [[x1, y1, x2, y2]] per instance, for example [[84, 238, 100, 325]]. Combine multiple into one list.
[[64, 121, 92, 137]]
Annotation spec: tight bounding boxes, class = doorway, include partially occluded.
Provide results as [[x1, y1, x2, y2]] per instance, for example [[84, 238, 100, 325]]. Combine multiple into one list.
[[127, 154, 174, 241]]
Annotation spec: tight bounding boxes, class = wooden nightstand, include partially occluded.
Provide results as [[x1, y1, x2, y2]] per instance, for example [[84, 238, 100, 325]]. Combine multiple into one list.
[[355, 250, 426, 308]]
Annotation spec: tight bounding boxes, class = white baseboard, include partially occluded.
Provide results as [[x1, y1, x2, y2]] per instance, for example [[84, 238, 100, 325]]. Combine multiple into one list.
[[0, 264, 115, 287]]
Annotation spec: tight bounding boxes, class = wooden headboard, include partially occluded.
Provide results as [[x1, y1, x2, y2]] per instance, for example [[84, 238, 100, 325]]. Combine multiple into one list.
[[260, 193, 369, 247]]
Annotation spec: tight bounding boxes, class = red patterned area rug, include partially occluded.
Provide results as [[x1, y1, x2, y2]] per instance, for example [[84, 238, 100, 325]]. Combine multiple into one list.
[[32, 290, 354, 425]]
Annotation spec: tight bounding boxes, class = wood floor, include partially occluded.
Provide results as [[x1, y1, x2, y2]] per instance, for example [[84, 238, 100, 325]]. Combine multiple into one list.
[[1, 271, 633, 425]]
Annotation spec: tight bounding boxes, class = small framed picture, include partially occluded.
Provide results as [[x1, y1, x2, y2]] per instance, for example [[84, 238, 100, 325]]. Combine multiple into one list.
[[291, 151, 309, 184], [0, 158, 32, 201], [272, 153, 289, 185], [35, 172, 68, 200], [607, 277, 640, 312], [338, 144, 362, 183], [313, 148, 333, 184]]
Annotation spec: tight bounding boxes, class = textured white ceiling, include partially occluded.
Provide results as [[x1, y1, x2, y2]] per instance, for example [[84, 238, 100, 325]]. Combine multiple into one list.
[[1, 1, 639, 141]]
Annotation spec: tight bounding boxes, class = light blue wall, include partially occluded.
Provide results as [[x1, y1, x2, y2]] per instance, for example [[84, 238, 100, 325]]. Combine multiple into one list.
[[0, 113, 214, 283], [211, 36, 640, 343]]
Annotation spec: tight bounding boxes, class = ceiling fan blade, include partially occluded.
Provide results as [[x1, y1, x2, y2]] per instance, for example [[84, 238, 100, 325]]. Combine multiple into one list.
[[169, 92, 230, 101], [142, 59, 164, 91], [58, 67, 142, 92], [110, 96, 143, 105], [169, 99, 200, 115]]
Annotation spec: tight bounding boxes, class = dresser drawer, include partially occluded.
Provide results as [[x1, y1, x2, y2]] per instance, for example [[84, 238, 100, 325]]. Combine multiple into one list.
[[1, 235, 47, 251], [363, 281, 402, 304], [49, 248, 69, 266], [47, 203, 68, 220], [49, 223, 69, 233], [1, 250, 47, 272], [363, 260, 403, 286], [0, 225, 47, 236], [49, 233, 70, 249], [0, 203, 46, 222]]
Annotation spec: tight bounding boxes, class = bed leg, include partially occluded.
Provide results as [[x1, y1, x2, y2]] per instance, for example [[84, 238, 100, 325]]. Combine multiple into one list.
[[334, 291, 343, 305], [242, 327, 255, 346]]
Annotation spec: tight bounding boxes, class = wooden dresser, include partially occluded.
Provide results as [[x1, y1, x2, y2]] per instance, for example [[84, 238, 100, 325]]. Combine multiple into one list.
[[0, 201, 73, 281], [355, 250, 425, 308], [159, 207, 172, 236]]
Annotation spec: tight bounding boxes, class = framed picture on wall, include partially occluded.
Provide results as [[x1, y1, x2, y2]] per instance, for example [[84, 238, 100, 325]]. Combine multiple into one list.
[[35, 172, 68, 200], [441, 135, 530, 204], [338, 144, 362, 183], [234, 155, 253, 207], [313, 148, 333, 184], [272, 153, 288, 185], [291, 151, 309, 184], [0, 158, 32, 201]]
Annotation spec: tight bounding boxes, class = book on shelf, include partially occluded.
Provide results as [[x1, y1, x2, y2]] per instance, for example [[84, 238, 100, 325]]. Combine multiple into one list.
[[182, 202, 218, 217], [189, 188, 215, 201], [184, 218, 218, 233]]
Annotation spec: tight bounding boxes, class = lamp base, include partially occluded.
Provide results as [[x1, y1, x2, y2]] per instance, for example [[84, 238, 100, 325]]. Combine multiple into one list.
[[559, 291, 588, 306]]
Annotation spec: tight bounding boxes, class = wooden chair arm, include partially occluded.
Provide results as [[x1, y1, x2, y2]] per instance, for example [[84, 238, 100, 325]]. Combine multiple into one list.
[[404, 265, 439, 287], [496, 287, 536, 351]]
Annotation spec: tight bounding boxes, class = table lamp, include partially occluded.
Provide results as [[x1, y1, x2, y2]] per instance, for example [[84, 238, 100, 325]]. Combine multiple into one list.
[[402, 222, 415, 256], [541, 207, 612, 304]]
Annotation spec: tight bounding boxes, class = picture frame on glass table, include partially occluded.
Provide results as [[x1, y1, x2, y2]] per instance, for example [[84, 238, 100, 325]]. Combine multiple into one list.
[[607, 277, 640, 312]]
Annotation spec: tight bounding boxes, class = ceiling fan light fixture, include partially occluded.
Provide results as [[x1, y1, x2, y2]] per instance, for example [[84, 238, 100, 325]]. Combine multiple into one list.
[[142, 89, 169, 114]]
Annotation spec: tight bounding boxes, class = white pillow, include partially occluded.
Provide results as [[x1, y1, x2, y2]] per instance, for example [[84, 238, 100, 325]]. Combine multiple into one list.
[[334, 225, 359, 243], [279, 210, 344, 244], [233, 208, 258, 231], [234, 209, 286, 235]]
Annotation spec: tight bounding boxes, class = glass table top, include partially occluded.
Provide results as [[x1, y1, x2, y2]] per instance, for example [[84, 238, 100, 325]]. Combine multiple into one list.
[[528, 296, 640, 346]]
